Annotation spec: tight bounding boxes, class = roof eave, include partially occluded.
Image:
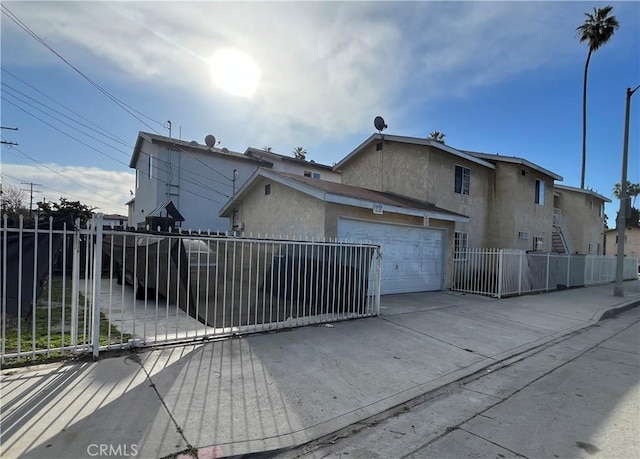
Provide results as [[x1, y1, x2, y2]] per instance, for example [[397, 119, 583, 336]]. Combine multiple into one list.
[[334, 134, 495, 171]]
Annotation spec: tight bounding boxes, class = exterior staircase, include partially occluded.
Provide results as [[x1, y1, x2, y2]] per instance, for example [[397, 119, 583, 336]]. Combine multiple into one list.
[[552, 231, 566, 253], [552, 208, 574, 254]]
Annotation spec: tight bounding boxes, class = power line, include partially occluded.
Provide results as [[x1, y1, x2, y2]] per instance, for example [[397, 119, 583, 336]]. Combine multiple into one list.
[[2, 90, 232, 195], [6, 146, 123, 201], [2, 89, 133, 157], [2, 68, 133, 147], [1, 4, 164, 133], [1, 80, 132, 149]]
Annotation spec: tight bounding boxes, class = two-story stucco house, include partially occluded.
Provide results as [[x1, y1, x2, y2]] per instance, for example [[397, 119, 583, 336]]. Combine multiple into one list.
[[128, 132, 338, 231], [219, 133, 609, 294]]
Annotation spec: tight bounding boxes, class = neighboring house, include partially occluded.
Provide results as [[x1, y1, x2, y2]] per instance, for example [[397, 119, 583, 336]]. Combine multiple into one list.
[[102, 213, 128, 228], [220, 133, 609, 294], [244, 147, 341, 183], [128, 132, 334, 231], [220, 168, 468, 294], [605, 226, 640, 262], [553, 185, 610, 254]]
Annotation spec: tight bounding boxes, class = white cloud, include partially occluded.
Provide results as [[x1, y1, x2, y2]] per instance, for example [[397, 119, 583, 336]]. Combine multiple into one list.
[[1, 163, 134, 215], [2, 1, 633, 150]]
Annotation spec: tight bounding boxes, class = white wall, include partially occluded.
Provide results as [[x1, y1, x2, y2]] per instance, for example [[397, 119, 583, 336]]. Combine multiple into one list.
[[132, 138, 263, 232]]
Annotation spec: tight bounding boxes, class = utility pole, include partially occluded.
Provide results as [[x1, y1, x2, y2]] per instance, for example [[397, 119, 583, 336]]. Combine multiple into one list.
[[614, 84, 640, 297], [21, 181, 42, 216]]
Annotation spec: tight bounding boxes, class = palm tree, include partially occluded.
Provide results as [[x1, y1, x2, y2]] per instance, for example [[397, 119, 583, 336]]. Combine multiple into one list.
[[428, 131, 446, 144], [263, 146, 272, 152], [577, 5, 619, 189], [613, 181, 640, 207], [292, 147, 307, 160]]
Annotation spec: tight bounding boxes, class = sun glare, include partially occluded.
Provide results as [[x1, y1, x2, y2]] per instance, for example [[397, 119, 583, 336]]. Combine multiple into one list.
[[210, 48, 261, 98]]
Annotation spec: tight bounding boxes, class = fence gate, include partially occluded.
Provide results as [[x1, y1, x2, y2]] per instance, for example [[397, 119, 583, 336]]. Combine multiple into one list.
[[1, 214, 382, 364]]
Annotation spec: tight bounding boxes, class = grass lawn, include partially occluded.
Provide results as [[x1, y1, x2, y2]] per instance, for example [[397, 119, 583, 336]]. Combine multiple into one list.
[[2, 275, 132, 367]]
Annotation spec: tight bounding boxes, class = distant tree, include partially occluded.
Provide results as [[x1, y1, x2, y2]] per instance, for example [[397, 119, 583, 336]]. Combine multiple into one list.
[[36, 197, 96, 227], [428, 131, 446, 144], [613, 181, 640, 207], [577, 5, 619, 189], [292, 147, 307, 160], [613, 181, 640, 227], [263, 146, 272, 152], [0, 184, 29, 223]]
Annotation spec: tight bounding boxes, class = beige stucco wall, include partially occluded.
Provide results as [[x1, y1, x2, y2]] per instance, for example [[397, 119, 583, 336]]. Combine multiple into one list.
[[232, 178, 326, 239], [605, 227, 640, 260], [486, 163, 554, 251], [555, 189, 606, 254], [338, 140, 491, 248]]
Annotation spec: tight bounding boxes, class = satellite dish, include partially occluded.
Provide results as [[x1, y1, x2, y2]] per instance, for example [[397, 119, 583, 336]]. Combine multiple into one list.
[[221, 147, 229, 153], [204, 134, 217, 148], [189, 140, 199, 146], [374, 116, 387, 132]]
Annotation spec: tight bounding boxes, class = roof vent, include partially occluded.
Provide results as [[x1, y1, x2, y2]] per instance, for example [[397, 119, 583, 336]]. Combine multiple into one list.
[[189, 140, 199, 146]]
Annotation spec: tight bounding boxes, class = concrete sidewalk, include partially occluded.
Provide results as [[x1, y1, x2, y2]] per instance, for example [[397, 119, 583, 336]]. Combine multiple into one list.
[[1, 281, 639, 459]]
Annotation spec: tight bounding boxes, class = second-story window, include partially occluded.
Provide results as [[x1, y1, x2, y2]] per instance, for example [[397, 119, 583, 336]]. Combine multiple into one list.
[[148, 156, 154, 179], [535, 179, 545, 205], [454, 165, 470, 195]]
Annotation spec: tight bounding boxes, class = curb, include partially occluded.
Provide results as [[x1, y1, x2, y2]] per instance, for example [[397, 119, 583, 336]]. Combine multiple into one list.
[[598, 299, 640, 322]]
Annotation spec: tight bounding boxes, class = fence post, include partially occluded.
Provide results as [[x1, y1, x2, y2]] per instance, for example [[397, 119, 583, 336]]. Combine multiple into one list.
[[92, 214, 104, 358], [70, 227, 80, 348], [497, 249, 504, 299], [374, 246, 382, 315], [518, 250, 523, 295], [546, 252, 550, 291], [566, 254, 571, 288]]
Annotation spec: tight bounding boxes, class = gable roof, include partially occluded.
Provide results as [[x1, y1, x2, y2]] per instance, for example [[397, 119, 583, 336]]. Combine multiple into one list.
[[554, 184, 611, 203], [220, 168, 469, 222], [244, 147, 335, 171], [333, 133, 496, 171], [465, 151, 563, 180], [129, 132, 268, 168]]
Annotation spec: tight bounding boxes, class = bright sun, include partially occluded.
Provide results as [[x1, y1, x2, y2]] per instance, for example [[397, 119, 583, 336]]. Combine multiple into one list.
[[210, 48, 261, 98]]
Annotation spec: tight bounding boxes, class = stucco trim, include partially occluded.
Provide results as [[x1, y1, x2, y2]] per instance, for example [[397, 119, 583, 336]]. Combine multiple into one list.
[[466, 151, 563, 181], [333, 134, 496, 171], [554, 184, 612, 203]]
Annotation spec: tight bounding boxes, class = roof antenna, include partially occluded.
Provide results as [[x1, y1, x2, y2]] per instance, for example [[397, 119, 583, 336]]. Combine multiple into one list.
[[165, 120, 172, 138]]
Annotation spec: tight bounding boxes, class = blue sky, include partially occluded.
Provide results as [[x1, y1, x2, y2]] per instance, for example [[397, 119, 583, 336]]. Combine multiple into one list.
[[1, 1, 638, 223]]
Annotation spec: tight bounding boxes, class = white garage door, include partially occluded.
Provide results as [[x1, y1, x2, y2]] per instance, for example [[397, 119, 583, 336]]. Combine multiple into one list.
[[338, 218, 444, 295]]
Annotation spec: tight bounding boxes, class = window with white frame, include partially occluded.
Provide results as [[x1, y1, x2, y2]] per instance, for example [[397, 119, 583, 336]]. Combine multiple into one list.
[[454, 165, 470, 195], [148, 156, 154, 179], [588, 243, 593, 254], [533, 236, 544, 251], [454, 231, 468, 260], [535, 179, 544, 205], [135, 169, 140, 189]]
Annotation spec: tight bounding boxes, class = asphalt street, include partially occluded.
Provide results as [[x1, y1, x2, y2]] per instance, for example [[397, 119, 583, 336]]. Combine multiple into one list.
[[280, 308, 640, 459]]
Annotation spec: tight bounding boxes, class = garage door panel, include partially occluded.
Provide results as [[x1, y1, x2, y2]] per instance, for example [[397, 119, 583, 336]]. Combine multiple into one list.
[[338, 218, 444, 294]]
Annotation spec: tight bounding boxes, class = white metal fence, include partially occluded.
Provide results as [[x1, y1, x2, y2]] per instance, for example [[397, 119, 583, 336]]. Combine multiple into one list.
[[452, 248, 639, 298], [1, 214, 381, 364]]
